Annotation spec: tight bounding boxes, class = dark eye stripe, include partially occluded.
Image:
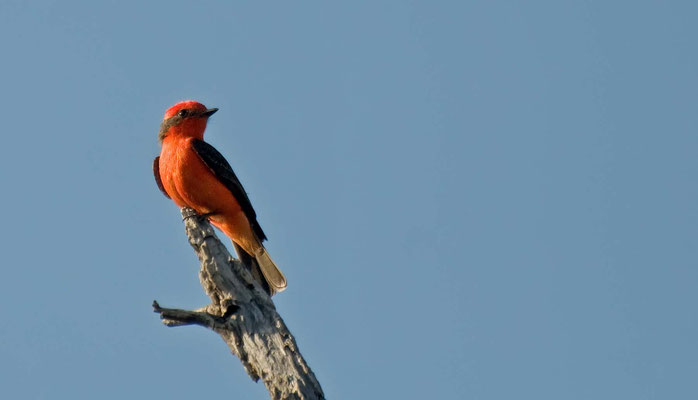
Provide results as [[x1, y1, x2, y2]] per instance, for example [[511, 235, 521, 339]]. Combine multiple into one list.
[[158, 114, 183, 142], [157, 109, 206, 142]]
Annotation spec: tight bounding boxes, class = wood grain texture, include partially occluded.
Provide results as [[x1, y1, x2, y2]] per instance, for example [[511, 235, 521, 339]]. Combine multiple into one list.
[[153, 208, 324, 400]]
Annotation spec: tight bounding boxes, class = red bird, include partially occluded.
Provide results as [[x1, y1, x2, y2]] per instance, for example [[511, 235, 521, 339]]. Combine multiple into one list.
[[153, 100, 287, 295]]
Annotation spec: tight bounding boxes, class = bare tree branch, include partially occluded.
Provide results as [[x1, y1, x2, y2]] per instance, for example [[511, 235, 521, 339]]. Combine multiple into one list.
[[153, 208, 325, 400]]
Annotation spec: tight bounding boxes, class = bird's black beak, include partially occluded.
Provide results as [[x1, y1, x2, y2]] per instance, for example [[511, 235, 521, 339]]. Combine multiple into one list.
[[202, 108, 218, 117]]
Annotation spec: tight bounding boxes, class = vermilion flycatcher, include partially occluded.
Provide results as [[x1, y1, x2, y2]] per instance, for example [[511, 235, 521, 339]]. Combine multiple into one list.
[[153, 100, 287, 295]]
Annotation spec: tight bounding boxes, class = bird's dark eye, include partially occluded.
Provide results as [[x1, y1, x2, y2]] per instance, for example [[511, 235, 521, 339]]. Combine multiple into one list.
[[178, 109, 188, 117]]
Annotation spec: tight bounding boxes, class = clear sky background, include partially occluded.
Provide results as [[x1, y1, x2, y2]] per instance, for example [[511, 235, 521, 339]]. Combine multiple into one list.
[[0, 1, 696, 399]]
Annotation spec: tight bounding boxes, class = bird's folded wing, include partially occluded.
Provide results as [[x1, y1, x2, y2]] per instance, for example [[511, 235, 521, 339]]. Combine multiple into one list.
[[153, 156, 171, 199], [190, 139, 267, 242]]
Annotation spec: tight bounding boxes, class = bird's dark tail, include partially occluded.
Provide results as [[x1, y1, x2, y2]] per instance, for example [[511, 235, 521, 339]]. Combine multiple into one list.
[[255, 249, 287, 295], [232, 242, 287, 296]]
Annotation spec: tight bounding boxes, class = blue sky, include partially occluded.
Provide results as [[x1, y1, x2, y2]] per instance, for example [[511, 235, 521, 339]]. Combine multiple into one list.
[[0, 1, 696, 399]]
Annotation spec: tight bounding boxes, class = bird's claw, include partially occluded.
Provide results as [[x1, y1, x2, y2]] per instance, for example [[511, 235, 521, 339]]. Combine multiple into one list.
[[182, 210, 217, 222]]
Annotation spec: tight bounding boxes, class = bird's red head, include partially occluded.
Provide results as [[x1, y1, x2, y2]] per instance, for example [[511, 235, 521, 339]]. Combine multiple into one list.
[[158, 100, 218, 143]]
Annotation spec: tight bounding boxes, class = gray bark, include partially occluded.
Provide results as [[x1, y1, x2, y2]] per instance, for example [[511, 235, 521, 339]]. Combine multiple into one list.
[[153, 208, 325, 400]]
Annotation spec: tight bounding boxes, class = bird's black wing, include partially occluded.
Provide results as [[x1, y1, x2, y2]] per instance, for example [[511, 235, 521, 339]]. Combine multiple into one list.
[[153, 156, 170, 199], [191, 139, 267, 241]]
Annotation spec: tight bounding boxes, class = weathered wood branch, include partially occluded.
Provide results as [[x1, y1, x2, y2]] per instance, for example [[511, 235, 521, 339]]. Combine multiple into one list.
[[153, 208, 324, 400]]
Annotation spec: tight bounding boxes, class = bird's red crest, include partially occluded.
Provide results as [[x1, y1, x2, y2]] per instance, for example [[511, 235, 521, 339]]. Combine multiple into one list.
[[163, 100, 208, 120]]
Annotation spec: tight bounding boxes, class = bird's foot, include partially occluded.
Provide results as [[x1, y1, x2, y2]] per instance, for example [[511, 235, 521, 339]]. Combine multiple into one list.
[[182, 209, 218, 222]]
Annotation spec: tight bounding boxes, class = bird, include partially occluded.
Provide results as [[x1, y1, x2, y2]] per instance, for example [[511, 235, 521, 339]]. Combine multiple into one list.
[[153, 100, 287, 295]]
